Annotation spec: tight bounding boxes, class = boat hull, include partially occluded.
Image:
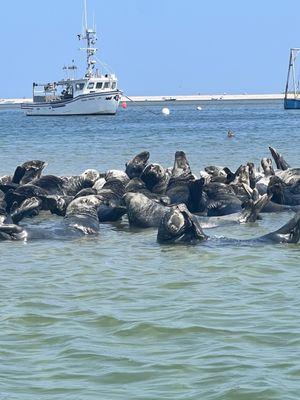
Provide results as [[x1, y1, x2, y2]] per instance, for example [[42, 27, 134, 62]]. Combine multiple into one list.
[[21, 91, 122, 116], [284, 98, 300, 109]]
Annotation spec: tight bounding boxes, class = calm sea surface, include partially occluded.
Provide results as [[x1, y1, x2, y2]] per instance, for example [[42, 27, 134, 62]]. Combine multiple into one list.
[[0, 100, 300, 399]]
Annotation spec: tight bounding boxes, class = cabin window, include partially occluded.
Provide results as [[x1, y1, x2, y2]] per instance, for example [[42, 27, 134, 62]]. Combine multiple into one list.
[[75, 83, 85, 91], [88, 82, 95, 89], [96, 82, 103, 89], [111, 82, 116, 90], [104, 82, 110, 89]]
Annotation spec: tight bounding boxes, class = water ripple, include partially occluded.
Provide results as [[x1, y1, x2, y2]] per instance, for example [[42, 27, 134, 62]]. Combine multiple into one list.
[[1, 103, 300, 399]]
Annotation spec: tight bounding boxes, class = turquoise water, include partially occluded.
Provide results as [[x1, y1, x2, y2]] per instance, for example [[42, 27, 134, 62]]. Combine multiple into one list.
[[0, 101, 300, 399]]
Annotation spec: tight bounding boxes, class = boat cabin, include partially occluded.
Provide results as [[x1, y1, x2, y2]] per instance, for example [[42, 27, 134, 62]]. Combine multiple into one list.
[[32, 73, 118, 103]]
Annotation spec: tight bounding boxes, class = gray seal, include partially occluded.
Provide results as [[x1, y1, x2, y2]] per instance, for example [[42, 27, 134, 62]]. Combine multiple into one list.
[[125, 151, 150, 179], [0, 195, 103, 241], [124, 192, 167, 228], [157, 204, 300, 245], [140, 163, 170, 194], [157, 204, 208, 243]]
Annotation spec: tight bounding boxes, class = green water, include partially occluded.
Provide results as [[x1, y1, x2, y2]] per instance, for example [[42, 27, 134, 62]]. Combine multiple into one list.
[[0, 101, 300, 399]]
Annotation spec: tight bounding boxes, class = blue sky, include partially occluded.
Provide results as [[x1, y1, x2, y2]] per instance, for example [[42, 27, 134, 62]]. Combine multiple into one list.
[[1, 0, 299, 97]]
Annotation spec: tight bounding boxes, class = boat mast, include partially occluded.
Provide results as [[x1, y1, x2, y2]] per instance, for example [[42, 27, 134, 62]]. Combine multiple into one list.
[[78, 0, 98, 78], [292, 49, 297, 97], [284, 48, 300, 100]]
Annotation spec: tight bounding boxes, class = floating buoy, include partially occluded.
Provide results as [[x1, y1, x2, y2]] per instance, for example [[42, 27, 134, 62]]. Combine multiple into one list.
[[162, 107, 170, 115], [121, 101, 127, 109], [196, 106, 202, 111]]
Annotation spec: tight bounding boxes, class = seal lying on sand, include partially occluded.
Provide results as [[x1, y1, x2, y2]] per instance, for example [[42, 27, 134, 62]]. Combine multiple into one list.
[[157, 204, 300, 245]]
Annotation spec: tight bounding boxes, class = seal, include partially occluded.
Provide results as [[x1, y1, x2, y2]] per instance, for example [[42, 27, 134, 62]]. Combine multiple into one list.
[[30, 173, 94, 196], [257, 211, 300, 243], [157, 204, 300, 245], [269, 146, 290, 171], [125, 177, 170, 204], [10, 197, 42, 224], [157, 204, 208, 243], [96, 177, 127, 222], [0, 194, 103, 241], [276, 168, 300, 186], [166, 151, 195, 206], [4, 184, 49, 212], [105, 170, 130, 185], [204, 182, 242, 216], [202, 165, 228, 184], [124, 192, 168, 228], [140, 163, 170, 194], [267, 176, 300, 206], [125, 151, 150, 179], [12, 160, 47, 185]]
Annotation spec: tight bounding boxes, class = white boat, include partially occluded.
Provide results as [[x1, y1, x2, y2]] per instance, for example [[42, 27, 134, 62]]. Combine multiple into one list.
[[22, 1, 122, 116]]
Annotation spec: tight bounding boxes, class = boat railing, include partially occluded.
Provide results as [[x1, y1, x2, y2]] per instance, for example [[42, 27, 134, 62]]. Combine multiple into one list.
[[33, 95, 61, 103]]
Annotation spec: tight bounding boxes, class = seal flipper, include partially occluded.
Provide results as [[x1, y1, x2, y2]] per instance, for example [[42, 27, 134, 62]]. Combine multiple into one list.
[[223, 167, 236, 184], [177, 204, 208, 242], [269, 146, 290, 171], [188, 178, 205, 213], [247, 162, 256, 189], [0, 224, 27, 240], [40, 195, 72, 216], [272, 211, 300, 243], [239, 185, 271, 223], [262, 211, 300, 243], [11, 166, 25, 184], [10, 197, 42, 224]]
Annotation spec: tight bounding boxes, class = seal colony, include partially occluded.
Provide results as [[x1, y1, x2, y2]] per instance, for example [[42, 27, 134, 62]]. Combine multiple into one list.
[[0, 146, 299, 245]]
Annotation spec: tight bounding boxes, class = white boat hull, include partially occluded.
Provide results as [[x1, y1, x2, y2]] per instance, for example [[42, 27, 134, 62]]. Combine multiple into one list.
[[21, 91, 121, 116]]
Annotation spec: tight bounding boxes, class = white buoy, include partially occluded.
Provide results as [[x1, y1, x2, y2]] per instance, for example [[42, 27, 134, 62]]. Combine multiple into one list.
[[196, 106, 202, 111], [161, 107, 170, 115]]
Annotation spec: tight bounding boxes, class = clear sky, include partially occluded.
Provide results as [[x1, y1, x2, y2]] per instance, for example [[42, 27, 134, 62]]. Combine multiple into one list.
[[1, 0, 299, 98]]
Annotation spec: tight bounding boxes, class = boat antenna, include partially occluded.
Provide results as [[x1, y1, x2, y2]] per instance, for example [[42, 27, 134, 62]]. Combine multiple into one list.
[[84, 0, 88, 31], [78, 0, 98, 78]]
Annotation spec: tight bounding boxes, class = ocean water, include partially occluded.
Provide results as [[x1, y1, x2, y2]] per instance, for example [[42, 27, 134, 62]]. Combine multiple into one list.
[[0, 100, 300, 400]]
